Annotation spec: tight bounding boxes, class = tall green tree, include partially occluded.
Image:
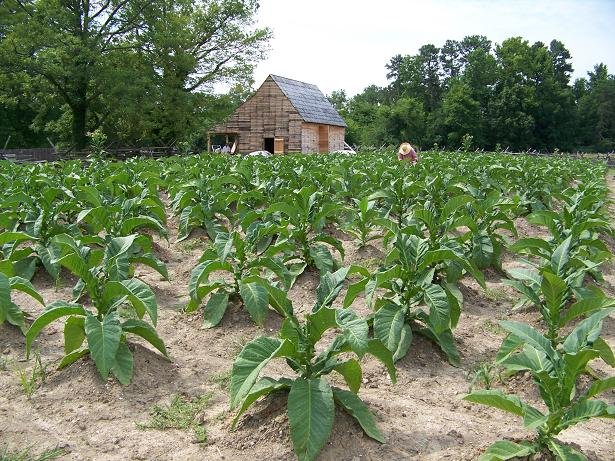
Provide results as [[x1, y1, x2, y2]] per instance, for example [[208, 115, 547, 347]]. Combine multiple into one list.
[[439, 80, 483, 148], [0, 0, 155, 149], [0, 0, 269, 148], [577, 64, 615, 151]]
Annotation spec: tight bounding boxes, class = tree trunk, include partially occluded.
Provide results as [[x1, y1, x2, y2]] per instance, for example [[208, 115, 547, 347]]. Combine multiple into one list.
[[71, 73, 88, 150], [72, 102, 88, 150]]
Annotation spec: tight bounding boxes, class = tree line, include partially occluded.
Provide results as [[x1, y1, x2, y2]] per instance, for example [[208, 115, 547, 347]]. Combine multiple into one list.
[[330, 36, 615, 152], [0, 0, 268, 150], [1, 6, 614, 154]]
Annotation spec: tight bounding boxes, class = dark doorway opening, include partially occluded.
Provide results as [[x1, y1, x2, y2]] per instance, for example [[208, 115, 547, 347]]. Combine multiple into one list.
[[264, 137, 274, 153]]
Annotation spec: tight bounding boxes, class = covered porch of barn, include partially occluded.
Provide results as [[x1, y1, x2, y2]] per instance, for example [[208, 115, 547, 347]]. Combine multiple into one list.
[[206, 131, 239, 153]]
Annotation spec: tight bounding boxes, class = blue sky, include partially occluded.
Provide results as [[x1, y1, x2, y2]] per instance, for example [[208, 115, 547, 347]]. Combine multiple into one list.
[[250, 0, 615, 96]]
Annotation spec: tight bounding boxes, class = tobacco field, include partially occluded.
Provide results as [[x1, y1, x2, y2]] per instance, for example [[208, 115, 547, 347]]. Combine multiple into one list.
[[1, 151, 614, 461]]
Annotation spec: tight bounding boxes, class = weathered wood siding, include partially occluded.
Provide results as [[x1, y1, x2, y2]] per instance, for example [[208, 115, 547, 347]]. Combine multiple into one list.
[[301, 124, 346, 153], [301, 124, 319, 153], [212, 77, 302, 153], [329, 126, 345, 151]]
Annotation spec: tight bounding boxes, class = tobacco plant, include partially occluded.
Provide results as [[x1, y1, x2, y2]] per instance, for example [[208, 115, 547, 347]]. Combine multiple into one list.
[[0, 186, 80, 280], [507, 233, 611, 313], [342, 196, 385, 249], [187, 226, 291, 327], [75, 187, 168, 241], [464, 312, 615, 461], [25, 234, 168, 384], [265, 186, 344, 274], [0, 262, 45, 333], [230, 268, 396, 461], [457, 190, 518, 271], [345, 232, 484, 365], [506, 267, 615, 348]]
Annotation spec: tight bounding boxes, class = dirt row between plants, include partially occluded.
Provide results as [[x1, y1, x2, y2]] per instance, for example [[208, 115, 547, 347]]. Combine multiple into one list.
[[1, 181, 614, 461]]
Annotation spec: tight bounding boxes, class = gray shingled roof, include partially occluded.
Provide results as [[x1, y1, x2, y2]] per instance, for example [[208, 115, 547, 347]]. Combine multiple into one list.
[[270, 75, 347, 127]]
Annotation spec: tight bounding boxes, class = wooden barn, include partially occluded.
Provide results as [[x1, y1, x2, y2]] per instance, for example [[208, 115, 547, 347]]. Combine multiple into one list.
[[208, 75, 347, 154]]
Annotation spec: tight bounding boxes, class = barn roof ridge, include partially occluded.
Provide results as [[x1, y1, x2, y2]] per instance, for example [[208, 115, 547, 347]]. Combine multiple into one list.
[[268, 74, 347, 127]]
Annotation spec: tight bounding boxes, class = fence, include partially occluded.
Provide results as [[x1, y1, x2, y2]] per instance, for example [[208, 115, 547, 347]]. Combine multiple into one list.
[[0, 146, 181, 163]]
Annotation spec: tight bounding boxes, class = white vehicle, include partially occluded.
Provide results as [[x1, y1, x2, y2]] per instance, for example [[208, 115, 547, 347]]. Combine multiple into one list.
[[246, 150, 272, 157], [332, 142, 357, 155]]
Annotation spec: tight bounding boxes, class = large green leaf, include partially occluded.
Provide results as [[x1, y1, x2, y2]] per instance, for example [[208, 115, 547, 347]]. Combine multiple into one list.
[[561, 295, 615, 327], [58, 347, 90, 369], [85, 312, 122, 380], [0, 260, 14, 277], [230, 336, 293, 409], [550, 236, 572, 276], [557, 399, 609, 432], [396, 234, 428, 271], [188, 260, 233, 299], [343, 277, 368, 308], [509, 238, 552, 255], [0, 272, 11, 324], [0, 231, 37, 245], [122, 318, 168, 357], [214, 232, 234, 262], [471, 232, 494, 269], [232, 377, 293, 428], [266, 284, 294, 318], [313, 233, 345, 260], [333, 359, 362, 394], [265, 201, 300, 223], [309, 244, 334, 274], [52, 252, 91, 282], [584, 376, 615, 399], [202, 291, 230, 328], [120, 216, 167, 238], [251, 256, 292, 289], [306, 307, 337, 344], [416, 324, 460, 366], [131, 253, 169, 280], [501, 344, 553, 374], [239, 281, 269, 325], [332, 387, 384, 443], [423, 283, 451, 334], [64, 315, 86, 354], [592, 337, 615, 367], [541, 272, 568, 323], [546, 440, 586, 461], [499, 320, 556, 360], [26, 302, 87, 357], [507, 267, 541, 285], [35, 244, 60, 280], [463, 389, 525, 417], [421, 247, 485, 287], [335, 309, 369, 356], [104, 279, 158, 325], [110, 341, 134, 385], [477, 440, 536, 461], [365, 339, 397, 384], [373, 302, 411, 362], [313, 267, 349, 312], [288, 377, 335, 461], [562, 308, 615, 354]]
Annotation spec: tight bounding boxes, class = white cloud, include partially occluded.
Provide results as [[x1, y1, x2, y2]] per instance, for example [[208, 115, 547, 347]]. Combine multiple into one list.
[[249, 0, 615, 96]]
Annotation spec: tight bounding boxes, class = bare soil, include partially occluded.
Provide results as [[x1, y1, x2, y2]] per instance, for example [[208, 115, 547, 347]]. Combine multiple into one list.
[[1, 177, 615, 461]]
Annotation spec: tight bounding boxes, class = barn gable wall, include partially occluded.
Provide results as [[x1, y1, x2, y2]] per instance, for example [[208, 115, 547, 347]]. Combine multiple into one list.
[[211, 75, 346, 154], [212, 77, 302, 153], [301, 124, 346, 153]]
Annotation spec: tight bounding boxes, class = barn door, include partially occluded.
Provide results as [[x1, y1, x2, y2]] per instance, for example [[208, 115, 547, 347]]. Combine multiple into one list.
[[274, 138, 285, 155], [318, 125, 329, 152]]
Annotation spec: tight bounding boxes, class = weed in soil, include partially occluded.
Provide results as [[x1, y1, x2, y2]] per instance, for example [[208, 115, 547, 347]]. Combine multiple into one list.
[[137, 393, 213, 443]]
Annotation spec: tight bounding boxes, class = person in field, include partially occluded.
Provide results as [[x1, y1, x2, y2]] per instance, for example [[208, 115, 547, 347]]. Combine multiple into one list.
[[398, 142, 418, 163]]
